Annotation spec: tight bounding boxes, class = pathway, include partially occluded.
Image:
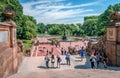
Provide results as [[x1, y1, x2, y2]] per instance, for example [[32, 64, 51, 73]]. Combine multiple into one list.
[[8, 55, 120, 78]]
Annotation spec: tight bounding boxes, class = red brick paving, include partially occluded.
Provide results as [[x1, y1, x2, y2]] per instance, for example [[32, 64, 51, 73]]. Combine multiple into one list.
[[32, 37, 88, 56]]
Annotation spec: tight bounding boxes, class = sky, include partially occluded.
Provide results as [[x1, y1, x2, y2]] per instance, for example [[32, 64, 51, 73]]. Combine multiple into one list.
[[19, 0, 120, 24]]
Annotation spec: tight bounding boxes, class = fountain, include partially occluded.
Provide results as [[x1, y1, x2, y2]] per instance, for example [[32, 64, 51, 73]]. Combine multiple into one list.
[[62, 29, 67, 40], [48, 28, 82, 42]]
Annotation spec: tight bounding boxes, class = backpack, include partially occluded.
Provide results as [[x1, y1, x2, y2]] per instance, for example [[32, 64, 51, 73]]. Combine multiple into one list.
[[58, 57, 62, 62]]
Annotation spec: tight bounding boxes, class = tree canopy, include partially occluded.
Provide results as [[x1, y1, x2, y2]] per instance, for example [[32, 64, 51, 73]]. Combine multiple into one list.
[[0, 0, 37, 39]]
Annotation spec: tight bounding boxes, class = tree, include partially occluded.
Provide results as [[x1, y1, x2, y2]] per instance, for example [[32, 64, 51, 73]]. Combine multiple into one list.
[[83, 16, 98, 36], [37, 23, 46, 34], [0, 0, 37, 39]]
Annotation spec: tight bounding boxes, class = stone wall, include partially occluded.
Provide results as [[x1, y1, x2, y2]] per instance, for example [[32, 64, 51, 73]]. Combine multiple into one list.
[[106, 41, 117, 65], [117, 26, 120, 43], [0, 21, 23, 78], [106, 24, 120, 66]]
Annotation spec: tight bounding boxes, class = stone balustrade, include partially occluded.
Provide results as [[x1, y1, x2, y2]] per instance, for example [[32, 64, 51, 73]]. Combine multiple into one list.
[[0, 21, 23, 78]]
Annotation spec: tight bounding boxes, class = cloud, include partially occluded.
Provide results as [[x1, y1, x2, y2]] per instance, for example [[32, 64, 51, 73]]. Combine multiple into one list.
[[20, 0, 100, 24], [35, 1, 99, 9]]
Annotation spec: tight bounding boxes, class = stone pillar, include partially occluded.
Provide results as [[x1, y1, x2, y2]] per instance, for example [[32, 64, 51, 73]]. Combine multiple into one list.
[[0, 21, 23, 78], [9, 21, 18, 73], [106, 22, 120, 66]]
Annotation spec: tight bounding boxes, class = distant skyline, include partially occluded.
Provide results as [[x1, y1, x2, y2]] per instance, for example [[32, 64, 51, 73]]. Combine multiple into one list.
[[19, 0, 119, 24]]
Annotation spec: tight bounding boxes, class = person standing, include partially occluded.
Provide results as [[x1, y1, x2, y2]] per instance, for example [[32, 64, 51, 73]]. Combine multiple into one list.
[[51, 54, 55, 68], [64, 49, 67, 55], [90, 54, 96, 69], [61, 47, 64, 55], [80, 46, 84, 61], [57, 55, 62, 68], [45, 54, 50, 68], [66, 52, 71, 65], [74, 45, 79, 55]]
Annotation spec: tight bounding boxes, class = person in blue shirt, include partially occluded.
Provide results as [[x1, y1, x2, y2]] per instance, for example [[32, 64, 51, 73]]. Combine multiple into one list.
[[45, 54, 50, 68], [80, 46, 84, 61], [65, 52, 71, 65]]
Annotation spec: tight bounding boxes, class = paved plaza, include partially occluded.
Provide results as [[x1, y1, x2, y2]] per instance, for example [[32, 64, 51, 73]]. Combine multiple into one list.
[[8, 37, 120, 78], [8, 55, 120, 78]]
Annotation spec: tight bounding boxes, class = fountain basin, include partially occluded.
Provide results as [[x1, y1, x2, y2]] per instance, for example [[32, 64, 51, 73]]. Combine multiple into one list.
[[48, 36, 82, 42]]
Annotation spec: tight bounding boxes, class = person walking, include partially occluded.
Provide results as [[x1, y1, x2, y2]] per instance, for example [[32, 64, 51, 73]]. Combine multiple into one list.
[[45, 54, 50, 68], [90, 54, 96, 69], [57, 55, 62, 68], [66, 52, 71, 65], [51, 54, 55, 68]]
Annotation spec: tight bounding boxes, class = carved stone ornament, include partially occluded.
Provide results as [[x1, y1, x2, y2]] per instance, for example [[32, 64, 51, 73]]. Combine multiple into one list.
[[109, 11, 120, 20], [2, 7, 15, 19]]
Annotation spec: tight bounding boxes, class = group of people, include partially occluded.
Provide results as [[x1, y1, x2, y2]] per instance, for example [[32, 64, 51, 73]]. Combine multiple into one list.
[[90, 49, 108, 69], [44, 44, 109, 69], [61, 46, 85, 61], [44, 51, 72, 68], [61, 47, 67, 55], [45, 54, 62, 68]]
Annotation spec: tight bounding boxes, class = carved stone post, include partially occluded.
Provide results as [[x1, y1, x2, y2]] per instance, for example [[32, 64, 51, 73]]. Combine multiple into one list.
[[106, 11, 120, 66]]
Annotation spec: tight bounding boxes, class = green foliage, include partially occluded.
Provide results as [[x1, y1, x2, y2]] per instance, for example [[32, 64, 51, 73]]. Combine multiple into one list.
[[22, 40, 32, 52], [83, 3, 120, 36], [97, 3, 120, 36], [48, 24, 62, 35], [0, 0, 37, 39], [83, 16, 98, 36], [37, 23, 46, 34]]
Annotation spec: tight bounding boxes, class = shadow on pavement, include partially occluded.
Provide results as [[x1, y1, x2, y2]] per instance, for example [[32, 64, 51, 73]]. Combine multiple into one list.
[[37, 66, 58, 69], [37, 66, 46, 69], [74, 56, 91, 69], [61, 63, 67, 65], [74, 55, 120, 71], [74, 60, 82, 62], [75, 57, 81, 59]]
